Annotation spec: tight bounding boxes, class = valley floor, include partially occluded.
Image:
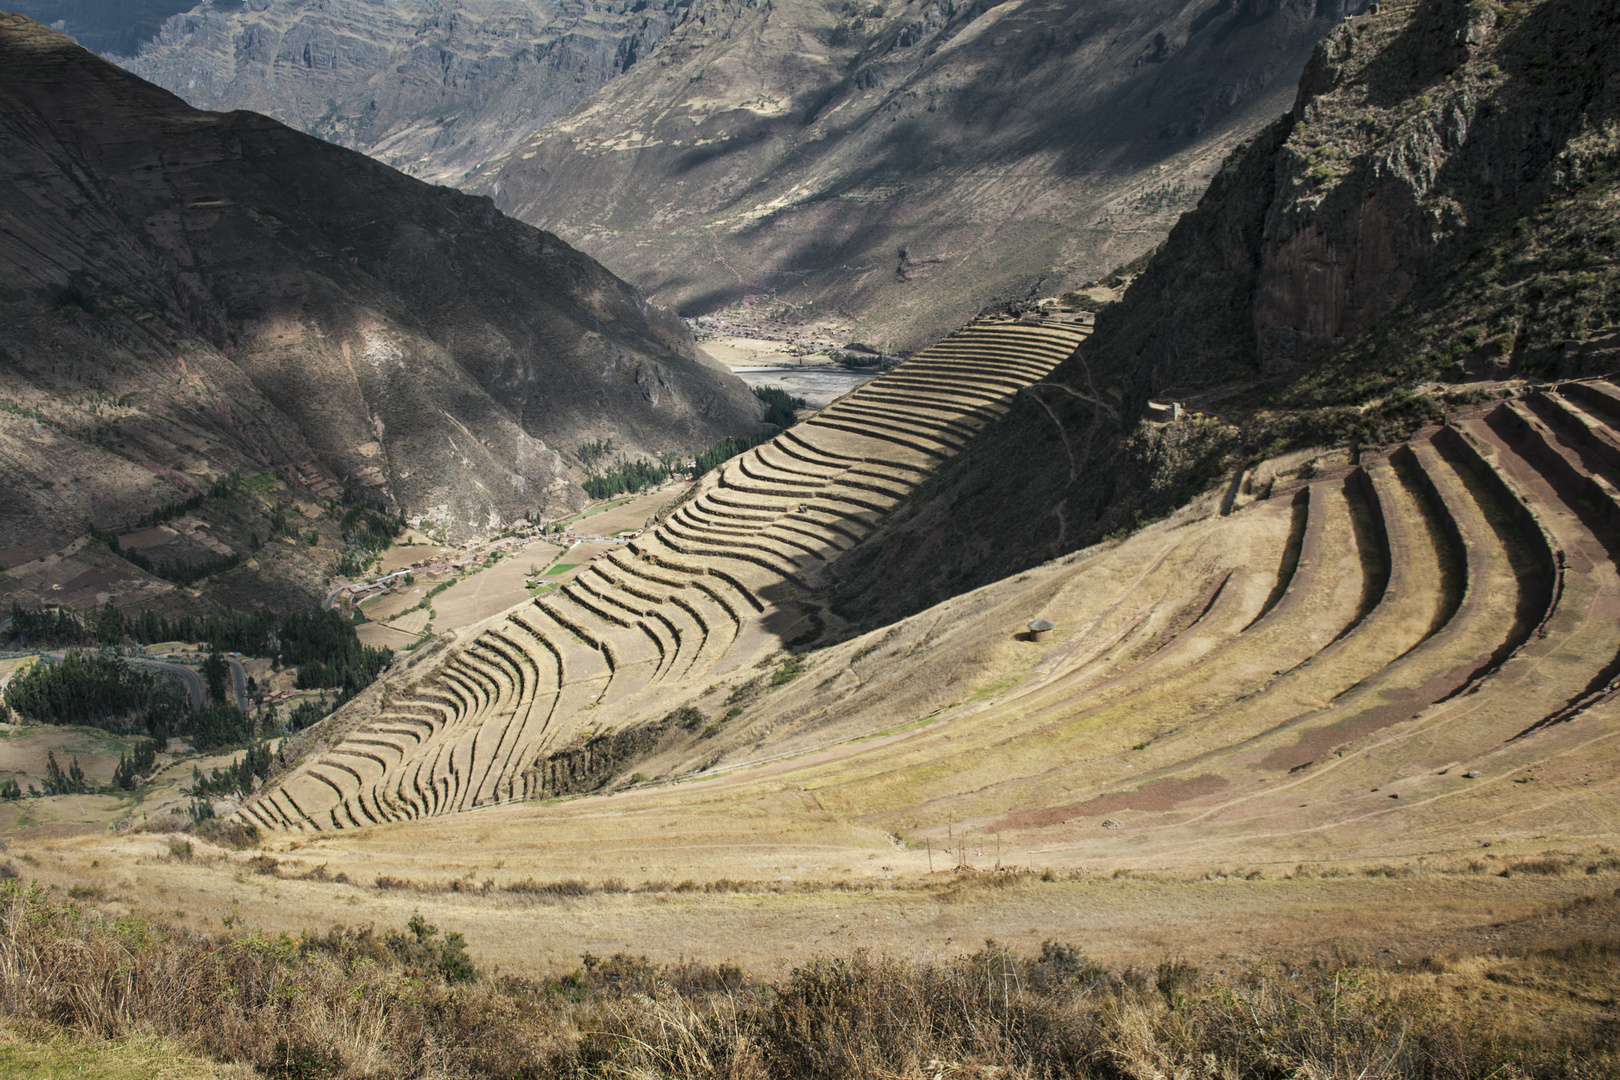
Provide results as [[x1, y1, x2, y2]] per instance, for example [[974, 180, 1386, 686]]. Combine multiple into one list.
[[4, 821, 1618, 977]]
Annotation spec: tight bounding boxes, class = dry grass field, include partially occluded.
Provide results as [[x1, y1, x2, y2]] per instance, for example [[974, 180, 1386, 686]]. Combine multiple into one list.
[[6, 812, 1618, 977]]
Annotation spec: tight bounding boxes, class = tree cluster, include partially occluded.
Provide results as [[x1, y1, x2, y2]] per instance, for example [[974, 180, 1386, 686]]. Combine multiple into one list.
[[9, 602, 391, 711], [8, 601, 277, 656], [280, 610, 391, 703], [43, 751, 87, 796], [185, 702, 255, 753], [752, 384, 806, 428], [2, 652, 188, 738], [581, 456, 675, 500], [111, 738, 161, 790], [335, 505, 405, 578], [693, 432, 774, 477], [189, 739, 273, 798]]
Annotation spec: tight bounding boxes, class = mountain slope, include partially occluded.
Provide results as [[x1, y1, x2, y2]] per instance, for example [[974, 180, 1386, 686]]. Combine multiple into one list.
[[109, 0, 692, 188], [0, 14, 759, 572], [828, 0, 1620, 630], [472, 0, 1365, 350]]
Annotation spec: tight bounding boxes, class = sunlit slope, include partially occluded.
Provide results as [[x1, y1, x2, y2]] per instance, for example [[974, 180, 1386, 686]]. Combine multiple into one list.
[[706, 389, 1620, 862], [246, 376, 1620, 863], [241, 318, 1089, 831]]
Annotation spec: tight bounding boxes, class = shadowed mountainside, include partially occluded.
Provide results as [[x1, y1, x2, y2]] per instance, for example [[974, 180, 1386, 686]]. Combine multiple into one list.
[[107, 0, 693, 188], [0, 14, 760, 573], [827, 0, 1620, 631], [472, 0, 1366, 351]]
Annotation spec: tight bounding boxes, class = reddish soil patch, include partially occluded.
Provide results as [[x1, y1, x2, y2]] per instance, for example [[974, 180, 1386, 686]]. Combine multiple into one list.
[[1257, 663, 1482, 773], [997, 773, 1230, 829]]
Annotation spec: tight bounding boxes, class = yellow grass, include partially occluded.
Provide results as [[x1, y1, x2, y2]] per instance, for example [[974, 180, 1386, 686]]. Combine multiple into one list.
[[0, 1025, 253, 1080]]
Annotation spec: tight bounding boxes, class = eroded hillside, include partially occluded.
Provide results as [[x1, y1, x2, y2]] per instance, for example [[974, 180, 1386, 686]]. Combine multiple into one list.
[[109, 0, 691, 187], [0, 15, 760, 609], [473, 0, 1362, 351]]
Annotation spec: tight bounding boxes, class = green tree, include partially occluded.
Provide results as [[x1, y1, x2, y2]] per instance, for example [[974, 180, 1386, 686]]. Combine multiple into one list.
[[112, 738, 160, 790], [202, 648, 229, 705], [93, 600, 124, 646], [44, 751, 67, 795]]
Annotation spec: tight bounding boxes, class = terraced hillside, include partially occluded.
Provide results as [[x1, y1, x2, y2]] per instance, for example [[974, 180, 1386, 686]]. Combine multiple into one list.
[[733, 386, 1618, 859], [241, 318, 1088, 832], [245, 374, 1620, 866]]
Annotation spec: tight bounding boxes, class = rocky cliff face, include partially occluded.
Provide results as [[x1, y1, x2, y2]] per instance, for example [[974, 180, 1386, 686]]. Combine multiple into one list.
[[0, 14, 760, 562], [108, 0, 690, 187], [829, 0, 1620, 630], [471, 0, 1360, 351]]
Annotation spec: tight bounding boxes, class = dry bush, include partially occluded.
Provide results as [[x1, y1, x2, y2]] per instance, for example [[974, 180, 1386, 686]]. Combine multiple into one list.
[[0, 881, 557, 1078], [196, 819, 261, 850], [134, 813, 189, 834], [1, 881, 1615, 1079], [1502, 857, 1569, 877]]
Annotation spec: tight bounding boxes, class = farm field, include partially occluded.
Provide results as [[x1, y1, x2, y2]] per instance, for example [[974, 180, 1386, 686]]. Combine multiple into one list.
[[697, 334, 819, 368], [242, 317, 1092, 833], [375, 534, 451, 575], [428, 539, 563, 631], [352, 488, 678, 647], [561, 485, 683, 534], [0, 725, 250, 833]]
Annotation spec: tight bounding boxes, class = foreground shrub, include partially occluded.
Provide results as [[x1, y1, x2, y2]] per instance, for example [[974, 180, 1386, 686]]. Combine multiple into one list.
[[0, 880, 1614, 1078]]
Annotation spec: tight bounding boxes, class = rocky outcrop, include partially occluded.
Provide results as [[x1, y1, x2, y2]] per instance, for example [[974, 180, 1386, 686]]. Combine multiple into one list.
[[111, 0, 691, 187], [826, 0, 1620, 631], [471, 0, 1358, 351], [0, 15, 761, 558]]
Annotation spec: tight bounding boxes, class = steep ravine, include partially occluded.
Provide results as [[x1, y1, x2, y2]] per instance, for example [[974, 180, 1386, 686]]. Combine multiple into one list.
[[105, 0, 695, 188], [473, 0, 1362, 352]]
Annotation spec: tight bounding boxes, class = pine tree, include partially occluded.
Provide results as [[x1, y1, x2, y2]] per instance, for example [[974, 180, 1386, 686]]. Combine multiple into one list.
[[94, 600, 124, 645], [68, 756, 86, 794], [44, 751, 67, 795], [202, 648, 229, 704]]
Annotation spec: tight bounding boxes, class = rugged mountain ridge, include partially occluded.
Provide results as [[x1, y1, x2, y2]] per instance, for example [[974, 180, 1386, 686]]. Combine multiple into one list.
[[0, 15, 759, 578], [829, 0, 1620, 630], [107, 0, 692, 187], [473, 0, 1364, 350]]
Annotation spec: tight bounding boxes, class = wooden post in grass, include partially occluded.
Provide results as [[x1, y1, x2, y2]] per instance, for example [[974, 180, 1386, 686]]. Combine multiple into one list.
[[927, 840, 933, 873]]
